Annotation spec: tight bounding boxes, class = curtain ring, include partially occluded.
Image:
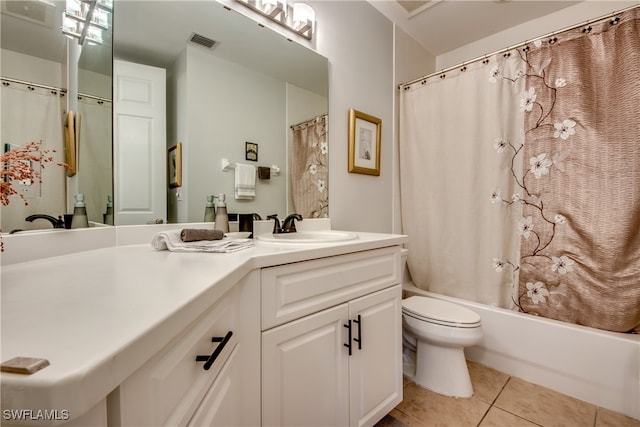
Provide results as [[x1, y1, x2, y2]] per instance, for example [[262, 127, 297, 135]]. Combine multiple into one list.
[[610, 16, 620, 25], [582, 25, 592, 33]]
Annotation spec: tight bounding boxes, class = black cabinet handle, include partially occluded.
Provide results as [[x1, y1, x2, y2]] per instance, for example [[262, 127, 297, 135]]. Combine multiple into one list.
[[353, 314, 362, 350], [195, 331, 233, 370], [344, 320, 352, 356]]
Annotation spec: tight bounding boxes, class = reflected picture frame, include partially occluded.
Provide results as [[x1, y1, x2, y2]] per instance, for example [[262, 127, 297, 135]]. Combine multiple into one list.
[[245, 141, 258, 162], [348, 108, 381, 176], [168, 143, 182, 188]]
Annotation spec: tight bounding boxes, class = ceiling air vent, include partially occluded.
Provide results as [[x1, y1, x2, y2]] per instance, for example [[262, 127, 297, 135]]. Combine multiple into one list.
[[189, 33, 217, 49]]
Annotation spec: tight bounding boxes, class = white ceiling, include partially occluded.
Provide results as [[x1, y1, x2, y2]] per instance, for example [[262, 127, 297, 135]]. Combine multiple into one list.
[[2, 0, 581, 78], [372, 0, 579, 56]]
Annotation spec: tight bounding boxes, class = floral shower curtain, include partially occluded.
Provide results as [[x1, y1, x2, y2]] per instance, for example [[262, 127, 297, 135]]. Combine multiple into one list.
[[512, 9, 640, 332], [399, 54, 525, 308], [290, 114, 328, 218], [400, 7, 640, 332]]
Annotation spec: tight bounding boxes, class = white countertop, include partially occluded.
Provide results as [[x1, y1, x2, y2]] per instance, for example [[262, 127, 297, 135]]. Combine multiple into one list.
[[1, 228, 406, 423]]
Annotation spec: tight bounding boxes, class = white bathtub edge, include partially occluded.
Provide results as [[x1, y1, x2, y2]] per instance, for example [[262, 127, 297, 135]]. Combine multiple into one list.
[[403, 283, 640, 421]]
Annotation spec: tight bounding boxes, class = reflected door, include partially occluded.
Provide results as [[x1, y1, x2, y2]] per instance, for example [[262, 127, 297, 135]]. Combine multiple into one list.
[[114, 60, 166, 225]]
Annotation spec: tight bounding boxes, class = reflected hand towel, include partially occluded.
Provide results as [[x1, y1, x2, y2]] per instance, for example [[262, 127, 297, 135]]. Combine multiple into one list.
[[235, 163, 256, 199]]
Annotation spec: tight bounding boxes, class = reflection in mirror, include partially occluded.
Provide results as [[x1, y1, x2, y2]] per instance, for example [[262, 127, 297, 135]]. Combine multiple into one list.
[[114, 0, 328, 224], [0, 0, 113, 233]]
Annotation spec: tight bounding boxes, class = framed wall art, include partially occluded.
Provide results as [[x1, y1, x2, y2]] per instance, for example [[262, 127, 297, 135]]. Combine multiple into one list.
[[168, 143, 182, 188], [348, 108, 381, 176], [245, 141, 258, 161]]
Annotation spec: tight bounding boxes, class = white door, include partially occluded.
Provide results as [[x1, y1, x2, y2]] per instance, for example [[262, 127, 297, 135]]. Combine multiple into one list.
[[262, 303, 350, 427], [113, 60, 166, 225], [349, 285, 403, 427]]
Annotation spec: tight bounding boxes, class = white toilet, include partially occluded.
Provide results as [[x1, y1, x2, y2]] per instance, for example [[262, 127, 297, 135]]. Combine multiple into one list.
[[400, 250, 483, 398]]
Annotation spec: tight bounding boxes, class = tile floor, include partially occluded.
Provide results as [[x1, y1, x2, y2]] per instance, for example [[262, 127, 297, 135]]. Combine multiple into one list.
[[376, 360, 640, 427]]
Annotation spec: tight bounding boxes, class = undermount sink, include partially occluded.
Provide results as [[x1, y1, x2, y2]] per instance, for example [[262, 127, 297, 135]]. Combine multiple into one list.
[[255, 230, 358, 244]]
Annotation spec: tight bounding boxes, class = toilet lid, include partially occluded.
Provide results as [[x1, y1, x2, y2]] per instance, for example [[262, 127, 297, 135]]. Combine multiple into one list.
[[402, 296, 481, 326]]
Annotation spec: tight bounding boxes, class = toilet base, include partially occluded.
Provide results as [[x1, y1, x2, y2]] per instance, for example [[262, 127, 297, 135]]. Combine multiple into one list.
[[414, 340, 473, 398]]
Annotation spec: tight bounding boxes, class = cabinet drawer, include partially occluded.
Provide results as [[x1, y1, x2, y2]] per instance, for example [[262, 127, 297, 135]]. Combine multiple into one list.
[[262, 246, 400, 330], [118, 286, 240, 426]]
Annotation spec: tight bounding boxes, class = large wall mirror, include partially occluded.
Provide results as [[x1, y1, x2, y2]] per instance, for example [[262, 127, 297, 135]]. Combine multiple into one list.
[[1, 0, 112, 233], [114, 1, 329, 225], [1, 0, 328, 234]]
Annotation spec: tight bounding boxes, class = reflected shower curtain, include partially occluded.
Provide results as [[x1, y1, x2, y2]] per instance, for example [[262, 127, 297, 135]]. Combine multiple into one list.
[[400, 54, 525, 308], [399, 7, 640, 332], [1, 83, 66, 232], [290, 115, 328, 218]]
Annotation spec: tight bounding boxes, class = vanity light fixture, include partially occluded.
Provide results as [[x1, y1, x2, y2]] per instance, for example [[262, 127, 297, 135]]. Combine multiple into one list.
[[62, 0, 112, 45], [235, 0, 315, 40]]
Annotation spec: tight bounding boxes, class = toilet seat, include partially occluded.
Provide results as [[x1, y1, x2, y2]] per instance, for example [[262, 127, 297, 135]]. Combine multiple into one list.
[[402, 296, 481, 328]]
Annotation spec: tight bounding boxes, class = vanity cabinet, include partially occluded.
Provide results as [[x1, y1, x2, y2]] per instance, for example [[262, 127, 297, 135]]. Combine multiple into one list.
[[113, 271, 261, 427], [261, 247, 403, 427]]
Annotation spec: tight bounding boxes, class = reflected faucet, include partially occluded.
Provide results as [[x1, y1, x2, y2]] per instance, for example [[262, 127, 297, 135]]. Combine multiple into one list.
[[25, 214, 65, 229]]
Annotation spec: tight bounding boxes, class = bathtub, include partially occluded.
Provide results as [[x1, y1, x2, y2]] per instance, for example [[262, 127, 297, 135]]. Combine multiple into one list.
[[403, 283, 640, 420]]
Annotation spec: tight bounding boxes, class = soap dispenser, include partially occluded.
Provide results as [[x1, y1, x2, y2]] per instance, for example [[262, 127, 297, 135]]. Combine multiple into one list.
[[214, 193, 229, 233], [71, 193, 89, 229], [103, 195, 114, 225], [204, 195, 216, 222]]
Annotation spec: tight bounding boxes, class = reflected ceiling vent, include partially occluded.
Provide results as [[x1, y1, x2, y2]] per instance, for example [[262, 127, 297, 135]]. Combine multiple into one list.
[[1, 0, 56, 28], [396, 0, 441, 18], [189, 33, 217, 49]]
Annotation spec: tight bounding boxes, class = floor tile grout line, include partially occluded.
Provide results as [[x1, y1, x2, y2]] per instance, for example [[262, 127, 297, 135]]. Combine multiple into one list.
[[491, 375, 512, 405], [475, 376, 508, 427]]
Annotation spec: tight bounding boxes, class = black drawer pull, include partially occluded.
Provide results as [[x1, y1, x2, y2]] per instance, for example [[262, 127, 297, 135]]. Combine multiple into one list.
[[344, 320, 352, 356], [353, 314, 362, 350], [196, 331, 233, 370]]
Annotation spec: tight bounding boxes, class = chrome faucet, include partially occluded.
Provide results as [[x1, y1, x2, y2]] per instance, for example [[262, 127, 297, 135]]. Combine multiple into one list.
[[25, 214, 65, 229]]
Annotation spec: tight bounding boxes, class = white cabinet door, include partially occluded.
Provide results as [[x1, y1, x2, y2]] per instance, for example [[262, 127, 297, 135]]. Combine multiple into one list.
[[262, 303, 350, 427], [187, 343, 258, 427], [113, 60, 166, 225], [349, 285, 403, 427]]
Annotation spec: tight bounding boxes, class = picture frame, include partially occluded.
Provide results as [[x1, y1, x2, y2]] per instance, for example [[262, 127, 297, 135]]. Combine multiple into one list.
[[168, 143, 182, 188], [348, 108, 381, 176], [245, 141, 258, 162]]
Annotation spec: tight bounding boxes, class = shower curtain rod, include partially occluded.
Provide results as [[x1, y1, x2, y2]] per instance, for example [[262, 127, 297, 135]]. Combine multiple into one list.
[[290, 113, 327, 129], [1, 76, 112, 104], [398, 3, 639, 89]]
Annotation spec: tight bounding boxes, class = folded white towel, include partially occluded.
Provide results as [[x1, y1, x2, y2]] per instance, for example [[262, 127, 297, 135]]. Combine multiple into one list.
[[151, 230, 254, 253], [235, 163, 256, 200]]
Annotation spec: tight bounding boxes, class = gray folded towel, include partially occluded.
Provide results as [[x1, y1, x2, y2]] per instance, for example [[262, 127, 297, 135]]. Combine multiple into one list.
[[180, 228, 224, 242]]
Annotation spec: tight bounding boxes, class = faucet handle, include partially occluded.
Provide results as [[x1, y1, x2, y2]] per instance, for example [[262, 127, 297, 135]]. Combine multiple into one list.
[[266, 214, 282, 234]]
